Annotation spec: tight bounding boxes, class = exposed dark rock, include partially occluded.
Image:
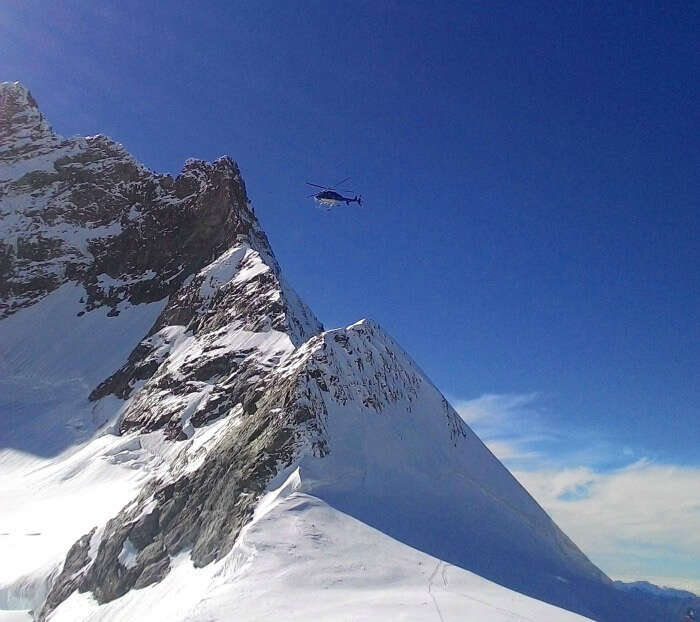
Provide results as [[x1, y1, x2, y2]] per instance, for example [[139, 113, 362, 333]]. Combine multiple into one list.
[[38, 528, 95, 620], [42, 359, 328, 613], [1, 81, 277, 320]]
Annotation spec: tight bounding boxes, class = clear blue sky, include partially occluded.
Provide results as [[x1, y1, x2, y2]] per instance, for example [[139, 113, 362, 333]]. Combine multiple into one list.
[[3, 0, 699, 586], [3, 0, 697, 463]]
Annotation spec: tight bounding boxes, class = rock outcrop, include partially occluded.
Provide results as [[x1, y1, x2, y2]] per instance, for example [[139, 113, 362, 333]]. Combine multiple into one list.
[[1, 81, 282, 321]]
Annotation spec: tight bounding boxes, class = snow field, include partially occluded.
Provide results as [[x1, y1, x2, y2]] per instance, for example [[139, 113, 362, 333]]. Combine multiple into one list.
[[49, 470, 593, 622]]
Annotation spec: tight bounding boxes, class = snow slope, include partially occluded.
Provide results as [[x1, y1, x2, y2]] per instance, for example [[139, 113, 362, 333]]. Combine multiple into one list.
[[0, 282, 166, 613], [291, 320, 604, 590], [0, 283, 166, 456], [48, 471, 594, 622]]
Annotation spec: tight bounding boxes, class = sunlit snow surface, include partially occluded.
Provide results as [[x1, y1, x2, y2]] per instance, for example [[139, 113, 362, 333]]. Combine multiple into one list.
[[0, 284, 166, 456], [0, 284, 167, 614], [49, 471, 592, 622]]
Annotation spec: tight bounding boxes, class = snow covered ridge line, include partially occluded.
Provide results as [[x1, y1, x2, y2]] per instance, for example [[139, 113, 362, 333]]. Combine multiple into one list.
[[37, 319, 426, 613], [38, 316, 580, 618]]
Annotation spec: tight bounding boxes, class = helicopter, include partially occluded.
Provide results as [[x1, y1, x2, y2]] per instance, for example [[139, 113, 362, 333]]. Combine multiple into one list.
[[306, 177, 362, 208]]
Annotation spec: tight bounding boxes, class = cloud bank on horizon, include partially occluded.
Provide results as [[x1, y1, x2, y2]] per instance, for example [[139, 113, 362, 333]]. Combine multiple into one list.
[[454, 393, 700, 595]]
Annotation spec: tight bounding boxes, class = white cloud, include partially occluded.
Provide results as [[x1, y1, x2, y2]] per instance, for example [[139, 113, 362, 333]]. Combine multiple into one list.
[[452, 393, 700, 595], [452, 393, 555, 466], [454, 392, 540, 425], [515, 461, 700, 594]]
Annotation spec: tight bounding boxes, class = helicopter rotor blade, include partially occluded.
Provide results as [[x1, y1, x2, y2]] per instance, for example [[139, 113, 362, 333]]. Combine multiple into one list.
[[306, 182, 330, 190], [331, 177, 351, 189]]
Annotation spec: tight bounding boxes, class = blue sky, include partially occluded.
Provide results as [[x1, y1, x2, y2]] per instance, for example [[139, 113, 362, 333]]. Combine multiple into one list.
[[2, 0, 698, 590]]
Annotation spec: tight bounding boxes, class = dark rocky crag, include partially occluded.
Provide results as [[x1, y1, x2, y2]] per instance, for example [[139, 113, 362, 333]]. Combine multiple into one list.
[[42, 359, 329, 614], [1, 81, 277, 320]]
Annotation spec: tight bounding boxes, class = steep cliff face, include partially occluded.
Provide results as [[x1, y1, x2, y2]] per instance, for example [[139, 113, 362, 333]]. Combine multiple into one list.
[[0, 81, 282, 321], [0, 83, 685, 622]]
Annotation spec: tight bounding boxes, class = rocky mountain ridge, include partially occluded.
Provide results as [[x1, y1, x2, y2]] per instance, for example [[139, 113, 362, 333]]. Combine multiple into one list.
[[1, 81, 281, 321]]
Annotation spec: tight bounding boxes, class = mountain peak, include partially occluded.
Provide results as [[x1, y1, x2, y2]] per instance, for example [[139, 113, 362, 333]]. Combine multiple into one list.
[[0, 81, 38, 110], [0, 84, 306, 325], [0, 81, 57, 161]]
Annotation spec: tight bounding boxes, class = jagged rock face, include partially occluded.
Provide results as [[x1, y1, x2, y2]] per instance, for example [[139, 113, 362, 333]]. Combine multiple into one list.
[[89, 242, 321, 439], [0, 82, 58, 160], [0, 81, 277, 319], [42, 369, 326, 612]]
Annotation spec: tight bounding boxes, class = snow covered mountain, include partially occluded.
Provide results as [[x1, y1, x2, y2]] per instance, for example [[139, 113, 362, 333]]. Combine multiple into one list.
[[0, 82, 687, 621]]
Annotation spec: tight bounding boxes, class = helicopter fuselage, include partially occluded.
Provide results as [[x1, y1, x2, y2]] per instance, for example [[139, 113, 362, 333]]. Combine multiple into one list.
[[315, 190, 360, 206]]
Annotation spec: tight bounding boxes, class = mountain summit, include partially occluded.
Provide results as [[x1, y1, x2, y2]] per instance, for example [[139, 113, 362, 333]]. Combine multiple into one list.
[[0, 84, 689, 622]]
